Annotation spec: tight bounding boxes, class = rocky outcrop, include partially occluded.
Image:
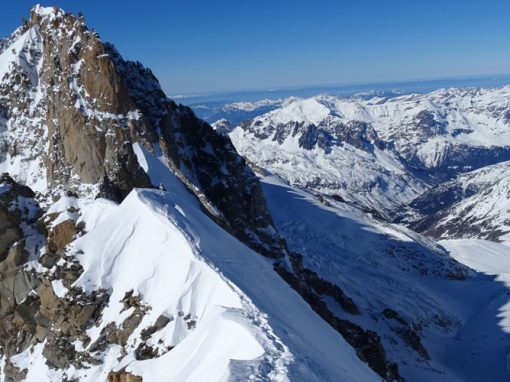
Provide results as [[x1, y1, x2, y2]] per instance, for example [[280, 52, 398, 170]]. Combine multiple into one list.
[[0, 6, 284, 258], [0, 176, 41, 358], [105, 44, 284, 256], [107, 369, 142, 382], [275, 253, 403, 382]]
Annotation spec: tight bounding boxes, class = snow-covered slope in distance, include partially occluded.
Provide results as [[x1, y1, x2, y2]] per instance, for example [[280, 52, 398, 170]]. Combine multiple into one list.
[[229, 86, 510, 218], [408, 161, 510, 240], [260, 174, 510, 381], [192, 98, 293, 126]]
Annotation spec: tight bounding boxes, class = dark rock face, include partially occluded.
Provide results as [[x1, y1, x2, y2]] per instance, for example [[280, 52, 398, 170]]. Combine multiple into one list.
[[0, 176, 41, 358], [243, 116, 386, 155], [298, 124, 319, 150], [382, 308, 429, 361], [414, 110, 447, 137], [275, 253, 403, 382], [331, 120, 387, 152]]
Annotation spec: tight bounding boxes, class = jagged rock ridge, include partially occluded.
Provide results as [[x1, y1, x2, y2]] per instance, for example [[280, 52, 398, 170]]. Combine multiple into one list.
[[0, 5, 282, 257]]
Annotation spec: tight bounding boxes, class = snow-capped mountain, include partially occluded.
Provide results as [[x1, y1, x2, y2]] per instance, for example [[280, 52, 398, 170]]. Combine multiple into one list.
[[1, 5, 510, 382], [0, 6, 396, 381], [192, 98, 290, 126], [229, 99, 425, 218], [229, 87, 510, 219]]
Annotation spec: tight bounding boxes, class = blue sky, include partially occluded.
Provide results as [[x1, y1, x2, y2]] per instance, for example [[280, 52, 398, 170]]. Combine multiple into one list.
[[1, 1, 509, 94]]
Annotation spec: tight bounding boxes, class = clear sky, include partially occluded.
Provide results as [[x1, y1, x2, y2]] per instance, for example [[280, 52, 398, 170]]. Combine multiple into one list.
[[1, 1, 509, 94]]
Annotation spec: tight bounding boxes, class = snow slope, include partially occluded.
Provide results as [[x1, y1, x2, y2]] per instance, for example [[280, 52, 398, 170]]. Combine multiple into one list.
[[8, 145, 379, 382], [439, 239, 510, 381], [260, 175, 510, 381]]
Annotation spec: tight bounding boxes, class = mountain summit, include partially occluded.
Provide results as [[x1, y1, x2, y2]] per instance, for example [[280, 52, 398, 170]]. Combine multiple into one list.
[[0, 5, 282, 257], [0, 6, 383, 381]]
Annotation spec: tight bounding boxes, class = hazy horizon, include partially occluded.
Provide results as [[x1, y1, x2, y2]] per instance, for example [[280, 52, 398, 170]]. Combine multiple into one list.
[[2, 1, 509, 94]]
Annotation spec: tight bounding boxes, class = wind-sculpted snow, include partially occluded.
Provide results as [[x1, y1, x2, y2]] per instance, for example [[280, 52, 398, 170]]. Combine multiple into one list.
[[0, 145, 381, 381]]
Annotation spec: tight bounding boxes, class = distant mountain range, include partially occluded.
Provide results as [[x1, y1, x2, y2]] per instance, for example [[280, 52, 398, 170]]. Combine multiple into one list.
[[184, 74, 510, 123]]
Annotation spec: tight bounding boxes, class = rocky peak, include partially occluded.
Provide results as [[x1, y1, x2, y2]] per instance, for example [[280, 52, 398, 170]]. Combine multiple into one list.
[[0, 5, 284, 257]]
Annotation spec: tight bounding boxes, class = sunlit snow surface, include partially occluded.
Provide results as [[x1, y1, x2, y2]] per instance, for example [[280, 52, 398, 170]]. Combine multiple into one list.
[[8, 145, 379, 382], [229, 87, 510, 218]]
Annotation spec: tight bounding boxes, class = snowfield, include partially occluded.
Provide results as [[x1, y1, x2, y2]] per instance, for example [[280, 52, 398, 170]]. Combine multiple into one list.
[[8, 146, 379, 382], [260, 175, 510, 382]]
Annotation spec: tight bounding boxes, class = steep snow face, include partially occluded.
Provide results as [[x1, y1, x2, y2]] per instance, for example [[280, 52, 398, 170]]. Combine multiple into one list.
[[7, 147, 379, 382], [68, 191, 276, 382], [408, 161, 510, 240], [261, 176, 510, 381]]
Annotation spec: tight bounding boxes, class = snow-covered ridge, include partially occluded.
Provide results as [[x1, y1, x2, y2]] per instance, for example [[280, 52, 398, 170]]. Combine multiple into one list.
[[9, 147, 379, 382], [250, 86, 510, 149], [225, 98, 286, 112]]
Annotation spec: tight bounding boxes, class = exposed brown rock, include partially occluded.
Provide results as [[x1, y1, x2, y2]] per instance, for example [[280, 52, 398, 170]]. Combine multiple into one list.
[[140, 314, 171, 341], [3, 359, 27, 382], [47, 219, 77, 252], [0, 178, 41, 359], [107, 369, 142, 382]]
